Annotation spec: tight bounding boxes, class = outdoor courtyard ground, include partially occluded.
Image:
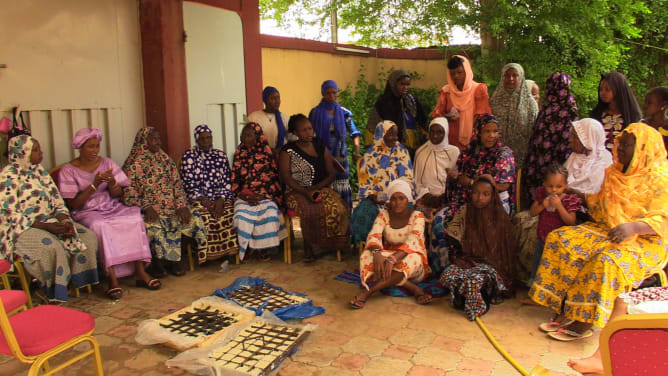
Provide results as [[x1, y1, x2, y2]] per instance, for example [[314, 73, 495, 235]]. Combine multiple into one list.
[[0, 249, 593, 376]]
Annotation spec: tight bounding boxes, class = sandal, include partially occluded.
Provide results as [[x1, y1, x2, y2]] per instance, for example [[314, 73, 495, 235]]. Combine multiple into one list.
[[539, 319, 574, 333], [147, 260, 168, 279], [257, 249, 271, 262], [167, 261, 186, 277], [416, 294, 432, 305], [106, 287, 123, 300], [136, 278, 162, 290], [547, 328, 594, 342], [349, 295, 366, 309]]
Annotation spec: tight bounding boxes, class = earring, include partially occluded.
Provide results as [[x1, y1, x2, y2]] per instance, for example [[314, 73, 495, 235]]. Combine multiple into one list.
[[663, 107, 668, 120]]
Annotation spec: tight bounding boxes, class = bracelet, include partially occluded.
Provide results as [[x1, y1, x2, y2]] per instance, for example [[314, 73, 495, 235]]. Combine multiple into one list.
[[90, 183, 97, 191], [386, 254, 398, 264], [370, 247, 381, 254]]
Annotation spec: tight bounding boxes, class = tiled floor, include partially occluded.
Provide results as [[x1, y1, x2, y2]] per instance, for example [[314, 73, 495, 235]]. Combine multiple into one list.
[[0, 250, 594, 375]]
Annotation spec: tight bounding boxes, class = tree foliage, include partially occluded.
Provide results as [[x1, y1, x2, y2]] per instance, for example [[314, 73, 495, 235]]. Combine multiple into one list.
[[261, 0, 666, 113]]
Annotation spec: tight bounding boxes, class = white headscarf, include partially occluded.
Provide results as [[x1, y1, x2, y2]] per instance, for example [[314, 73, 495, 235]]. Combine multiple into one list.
[[563, 118, 613, 194], [413, 117, 460, 199], [385, 179, 414, 203]]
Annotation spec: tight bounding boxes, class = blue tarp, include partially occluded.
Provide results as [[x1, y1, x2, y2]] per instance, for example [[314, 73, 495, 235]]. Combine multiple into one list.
[[213, 276, 325, 321]]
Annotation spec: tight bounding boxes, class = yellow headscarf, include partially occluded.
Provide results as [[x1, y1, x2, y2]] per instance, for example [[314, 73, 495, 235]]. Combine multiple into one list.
[[588, 123, 668, 240]]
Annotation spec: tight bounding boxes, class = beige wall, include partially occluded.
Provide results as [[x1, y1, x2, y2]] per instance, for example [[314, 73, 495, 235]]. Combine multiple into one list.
[[0, 0, 145, 169], [258, 48, 449, 118]]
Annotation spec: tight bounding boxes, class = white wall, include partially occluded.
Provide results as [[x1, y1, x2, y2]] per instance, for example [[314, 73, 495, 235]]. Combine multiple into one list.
[[0, 0, 145, 169]]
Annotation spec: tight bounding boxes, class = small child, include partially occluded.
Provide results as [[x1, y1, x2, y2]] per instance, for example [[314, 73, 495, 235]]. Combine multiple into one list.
[[529, 163, 583, 282]]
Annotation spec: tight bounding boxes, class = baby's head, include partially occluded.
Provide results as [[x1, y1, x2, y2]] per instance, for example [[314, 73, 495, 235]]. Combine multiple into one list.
[[543, 163, 569, 196], [471, 176, 495, 209]]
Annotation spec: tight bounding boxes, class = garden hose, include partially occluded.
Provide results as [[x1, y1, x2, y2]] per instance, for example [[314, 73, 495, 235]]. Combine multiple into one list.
[[475, 317, 550, 376]]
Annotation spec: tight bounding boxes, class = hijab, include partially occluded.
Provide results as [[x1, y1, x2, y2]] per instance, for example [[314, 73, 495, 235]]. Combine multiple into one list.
[[231, 123, 283, 206], [414, 117, 459, 198], [490, 63, 539, 165], [443, 55, 481, 146], [385, 179, 414, 204], [358, 120, 414, 199], [374, 69, 426, 142], [460, 176, 517, 284], [588, 123, 668, 241], [564, 118, 613, 194], [262, 86, 287, 148], [309, 80, 347, 147], [1, 136, 83, 264]]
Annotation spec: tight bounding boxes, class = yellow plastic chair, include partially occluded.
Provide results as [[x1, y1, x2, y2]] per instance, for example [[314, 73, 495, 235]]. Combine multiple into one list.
[[600, 313, 668, 376], [0, 295, 104, 376], [2, 259, 33, 309]]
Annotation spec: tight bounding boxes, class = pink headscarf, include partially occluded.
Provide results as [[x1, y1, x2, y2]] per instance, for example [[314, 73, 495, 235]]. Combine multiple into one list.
[[72, 128, 102, 149]]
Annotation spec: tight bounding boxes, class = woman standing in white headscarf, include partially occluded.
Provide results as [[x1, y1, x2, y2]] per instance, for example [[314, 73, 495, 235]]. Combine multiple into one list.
[[564, 118, 613, 194], [414, 117, 460, 211], [350, 179, 431, 309], [490, 63, 539, 166]]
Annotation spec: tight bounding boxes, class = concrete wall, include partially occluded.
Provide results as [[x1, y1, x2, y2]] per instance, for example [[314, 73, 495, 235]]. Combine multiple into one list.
[[256, 36, 451, 117]]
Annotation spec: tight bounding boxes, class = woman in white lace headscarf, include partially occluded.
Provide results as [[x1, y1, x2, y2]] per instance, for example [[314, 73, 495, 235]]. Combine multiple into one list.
[[564, 118, 613, 194], [414, 117, 460, 210]]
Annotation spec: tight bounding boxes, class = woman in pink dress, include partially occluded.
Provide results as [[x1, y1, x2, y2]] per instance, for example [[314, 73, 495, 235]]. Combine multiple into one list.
[[58, 128, 159, 300]]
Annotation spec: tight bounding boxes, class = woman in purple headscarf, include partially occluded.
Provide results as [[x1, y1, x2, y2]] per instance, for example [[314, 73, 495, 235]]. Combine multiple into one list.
[[58, 128, 158, 300], [247, 86, 290, 151], [308, 80, 361, 207]]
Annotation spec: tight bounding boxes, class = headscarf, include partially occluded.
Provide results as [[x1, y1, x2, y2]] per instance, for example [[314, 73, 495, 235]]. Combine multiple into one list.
[[443, 55, 482, 146], [194, 124, 212, 140], [231, 123, 283, 206], [564, 119, 613, 194], [588, 123, 668, 241], [122, 127, 187, 215], [0, 136, 84, 264], [414, 117, 460, 198], [373, 69, 427, 142], [262, 86, 287, 148], [72, 128, 102, 149], [309, 80, 346, 147], [522, 73, 579, 200], [490, 63, 539, 165], [385, 179, 414, 204], [459, 175, 517, 285], [358, 120, 414, 199]]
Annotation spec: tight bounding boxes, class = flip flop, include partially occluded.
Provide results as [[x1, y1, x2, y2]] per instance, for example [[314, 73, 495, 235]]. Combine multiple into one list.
[[167, 262, 186, 277], [416, 294, 432, 305], [349, 295, 366, 309], [106, 287, 123, 300], [136, 278, 162, 290], [547, 328, 594, 342], [539, 319, 574, 333]]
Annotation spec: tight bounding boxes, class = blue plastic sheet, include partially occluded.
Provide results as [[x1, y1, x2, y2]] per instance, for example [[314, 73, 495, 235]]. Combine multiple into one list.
[[213, 276, 325, 321]]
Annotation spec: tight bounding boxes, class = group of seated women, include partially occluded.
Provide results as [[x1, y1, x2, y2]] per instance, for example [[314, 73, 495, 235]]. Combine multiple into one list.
[[1, 56, 666, 359]]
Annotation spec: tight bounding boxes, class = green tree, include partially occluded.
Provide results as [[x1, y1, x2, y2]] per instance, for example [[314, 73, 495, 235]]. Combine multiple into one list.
[[261, 0, 666, 113]]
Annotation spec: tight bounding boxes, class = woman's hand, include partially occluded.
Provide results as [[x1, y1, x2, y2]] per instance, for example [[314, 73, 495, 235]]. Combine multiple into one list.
[[98, 168, 115, 186], [371, 250, 385, 279], [43, 222, 75, 238], [176, 206, 192, 225], [143, 206, 159, 223], [307, 189, 322, 203], [607, 222, 656, 243], [214, 198, 225, 219]]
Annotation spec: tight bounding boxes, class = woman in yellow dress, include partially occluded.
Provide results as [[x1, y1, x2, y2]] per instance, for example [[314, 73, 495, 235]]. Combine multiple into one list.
[[529, 122, 668, 341]]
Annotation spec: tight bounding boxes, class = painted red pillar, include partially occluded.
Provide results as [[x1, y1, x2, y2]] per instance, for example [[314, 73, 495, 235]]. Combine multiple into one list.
[[139, 0, 191, 161], [239, 0, 263, 113]]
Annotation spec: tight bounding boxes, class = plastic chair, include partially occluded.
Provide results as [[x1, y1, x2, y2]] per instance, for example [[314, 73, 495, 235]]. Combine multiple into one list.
[[600, 313, 668, 376], [0, 295, 104, 375]]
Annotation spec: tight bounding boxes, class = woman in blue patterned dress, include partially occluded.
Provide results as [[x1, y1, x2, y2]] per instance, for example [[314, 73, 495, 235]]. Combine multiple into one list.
[[179, 124, 238, 263]]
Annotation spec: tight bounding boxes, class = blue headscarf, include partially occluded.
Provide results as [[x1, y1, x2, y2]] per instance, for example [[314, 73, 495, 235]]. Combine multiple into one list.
[[262, 86, 286, 148], [194, 124, 212, 140], [309, 80, 346, 147]]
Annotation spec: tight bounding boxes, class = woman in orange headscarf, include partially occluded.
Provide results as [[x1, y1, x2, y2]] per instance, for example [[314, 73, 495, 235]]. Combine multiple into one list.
[[529, 123, 668, 340], [431, 55, 492, 149]]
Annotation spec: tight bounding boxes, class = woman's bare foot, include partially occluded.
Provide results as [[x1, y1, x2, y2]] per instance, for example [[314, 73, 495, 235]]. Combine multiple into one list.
[[563, 320, 593, 334], [568, 352, 604, 375]]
